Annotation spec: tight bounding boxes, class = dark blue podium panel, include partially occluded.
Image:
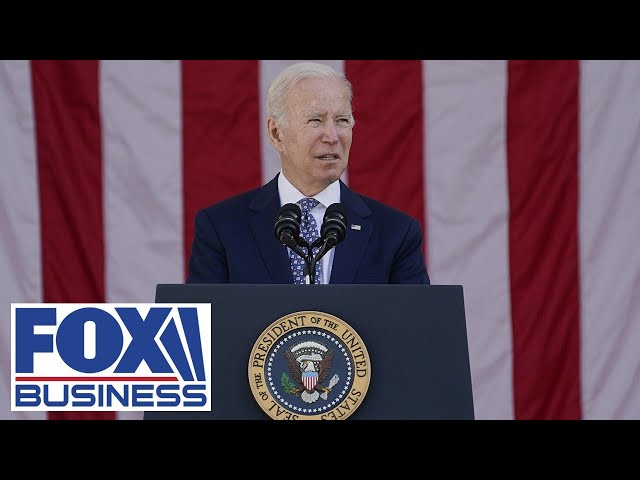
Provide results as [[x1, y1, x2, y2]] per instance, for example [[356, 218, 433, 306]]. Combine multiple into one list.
[[145, 284, 474, 420]]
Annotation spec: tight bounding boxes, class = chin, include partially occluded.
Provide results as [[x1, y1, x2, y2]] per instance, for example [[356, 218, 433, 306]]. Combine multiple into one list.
[[319, 164, 345, 181], [320, 173, 342, 186]]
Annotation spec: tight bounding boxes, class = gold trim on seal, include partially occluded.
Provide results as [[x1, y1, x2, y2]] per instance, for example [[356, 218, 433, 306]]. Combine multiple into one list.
[[248, 310, 371, 420]]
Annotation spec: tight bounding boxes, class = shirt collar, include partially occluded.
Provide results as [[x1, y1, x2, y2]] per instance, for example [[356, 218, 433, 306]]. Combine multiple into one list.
[[278, 171, 341, 209]]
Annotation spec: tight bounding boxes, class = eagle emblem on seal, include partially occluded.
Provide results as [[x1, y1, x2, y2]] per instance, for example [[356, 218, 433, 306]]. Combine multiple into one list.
[[282, 341, 340, 404]]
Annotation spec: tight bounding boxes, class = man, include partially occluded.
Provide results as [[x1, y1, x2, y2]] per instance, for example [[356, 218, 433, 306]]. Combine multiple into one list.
[[187, 61, 430, 285]]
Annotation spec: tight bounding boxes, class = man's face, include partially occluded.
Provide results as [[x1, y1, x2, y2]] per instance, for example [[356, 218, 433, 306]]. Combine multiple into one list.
[[271, 77, 353, 196]]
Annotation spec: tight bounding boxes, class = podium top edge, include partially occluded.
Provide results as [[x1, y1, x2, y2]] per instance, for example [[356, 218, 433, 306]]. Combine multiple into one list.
[[157, 283, 463, 288]]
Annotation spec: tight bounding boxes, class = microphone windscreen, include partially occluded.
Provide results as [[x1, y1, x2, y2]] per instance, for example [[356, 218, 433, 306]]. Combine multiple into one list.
[[321, 203, 347, 244], [324, 202, 347, 220], [274, 203, 302, 243]]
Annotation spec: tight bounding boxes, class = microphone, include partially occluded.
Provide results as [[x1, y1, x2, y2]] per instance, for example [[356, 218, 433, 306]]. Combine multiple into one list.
[[275, 203, 303, 248], [310, 203, 348, 269], [275, 202, 309, 266], [320, 203, 348, 248]]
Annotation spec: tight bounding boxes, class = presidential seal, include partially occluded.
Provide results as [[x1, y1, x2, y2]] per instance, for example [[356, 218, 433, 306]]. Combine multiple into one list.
[[248, 311, 371, 420]]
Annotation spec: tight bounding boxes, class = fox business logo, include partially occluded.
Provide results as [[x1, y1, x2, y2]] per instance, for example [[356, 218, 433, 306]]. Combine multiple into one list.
[[11, 303, 211, 412]]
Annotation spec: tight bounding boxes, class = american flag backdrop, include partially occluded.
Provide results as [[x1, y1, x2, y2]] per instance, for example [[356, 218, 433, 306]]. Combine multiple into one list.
[[1, 60, 638, 420]]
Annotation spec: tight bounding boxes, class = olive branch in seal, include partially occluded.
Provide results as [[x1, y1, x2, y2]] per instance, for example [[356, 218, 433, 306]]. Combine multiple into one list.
[[281, 373, 297, 394]]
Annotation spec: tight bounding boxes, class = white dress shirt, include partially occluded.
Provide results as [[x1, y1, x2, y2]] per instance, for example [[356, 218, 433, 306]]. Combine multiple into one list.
[[278, 171, 341, 284]]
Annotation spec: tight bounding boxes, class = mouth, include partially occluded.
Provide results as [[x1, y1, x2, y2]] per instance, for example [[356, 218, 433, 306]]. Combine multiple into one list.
[[315, 154, 340, 161]]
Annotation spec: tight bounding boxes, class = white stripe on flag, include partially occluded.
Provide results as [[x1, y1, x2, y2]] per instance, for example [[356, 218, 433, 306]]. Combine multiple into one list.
[[101, 61, 183, 421], [0, 61, 46, 419], [423, 60, 513, 419], [259, 60, 348, 186], [579, 60, 640, 420], [101, 60, 184, 304]]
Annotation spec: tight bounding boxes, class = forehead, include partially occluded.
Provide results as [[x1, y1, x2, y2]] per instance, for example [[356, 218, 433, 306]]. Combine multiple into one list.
[[286, 77, 350, 112]]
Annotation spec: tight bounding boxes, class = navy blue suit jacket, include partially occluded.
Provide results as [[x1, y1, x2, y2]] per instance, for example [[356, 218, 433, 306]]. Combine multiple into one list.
[[187, 175, 430, 285]]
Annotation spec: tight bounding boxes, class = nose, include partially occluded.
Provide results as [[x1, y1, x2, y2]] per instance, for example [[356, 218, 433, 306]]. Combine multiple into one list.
[[321, 121, 339, 144]]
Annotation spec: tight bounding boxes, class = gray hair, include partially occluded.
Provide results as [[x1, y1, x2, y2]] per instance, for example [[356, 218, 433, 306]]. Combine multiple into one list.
[[266, 61, 355, 128]]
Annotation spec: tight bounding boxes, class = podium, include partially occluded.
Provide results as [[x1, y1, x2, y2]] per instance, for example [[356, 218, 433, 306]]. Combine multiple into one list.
[[144, 284, 474, 420]]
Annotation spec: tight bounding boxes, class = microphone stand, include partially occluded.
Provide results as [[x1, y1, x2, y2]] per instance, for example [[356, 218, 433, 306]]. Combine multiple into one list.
[[294, 237, 315, 285], [307, 236, 336, 285], [283, 235, 315, 284], [304, 254, 314, 285], [284, 202, 346, 285]]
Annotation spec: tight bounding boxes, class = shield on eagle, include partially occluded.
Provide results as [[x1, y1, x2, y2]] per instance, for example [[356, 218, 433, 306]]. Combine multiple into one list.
[[302, 370, 318, 390]]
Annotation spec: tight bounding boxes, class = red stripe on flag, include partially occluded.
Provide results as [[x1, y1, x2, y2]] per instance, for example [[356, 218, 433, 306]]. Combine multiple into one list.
[[31, 60, 114, 420], [182, 60, 262, 278], [345, 61, 426, 245], [507, 60, 582, 419]]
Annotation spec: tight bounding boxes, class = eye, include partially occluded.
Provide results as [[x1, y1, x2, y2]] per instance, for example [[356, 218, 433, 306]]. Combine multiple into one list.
[[308, 118, 321, 124], [337, 117, 351, 125]]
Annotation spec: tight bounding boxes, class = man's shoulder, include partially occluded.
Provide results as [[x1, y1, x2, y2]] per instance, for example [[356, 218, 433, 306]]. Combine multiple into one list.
[[198, 185, 264, 218], [351, 190, 416, 225]]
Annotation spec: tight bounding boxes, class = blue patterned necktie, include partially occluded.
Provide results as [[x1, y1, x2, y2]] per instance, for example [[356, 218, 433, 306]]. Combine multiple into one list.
[[290, 197, 322, 284]]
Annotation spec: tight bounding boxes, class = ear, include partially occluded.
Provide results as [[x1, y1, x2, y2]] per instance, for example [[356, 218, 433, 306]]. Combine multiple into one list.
[[267, 118, 284, 151]]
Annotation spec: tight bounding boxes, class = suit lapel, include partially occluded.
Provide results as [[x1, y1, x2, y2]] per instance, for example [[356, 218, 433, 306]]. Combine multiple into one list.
[[329, 181, 372, 284], [249, 176, 292, 283]]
